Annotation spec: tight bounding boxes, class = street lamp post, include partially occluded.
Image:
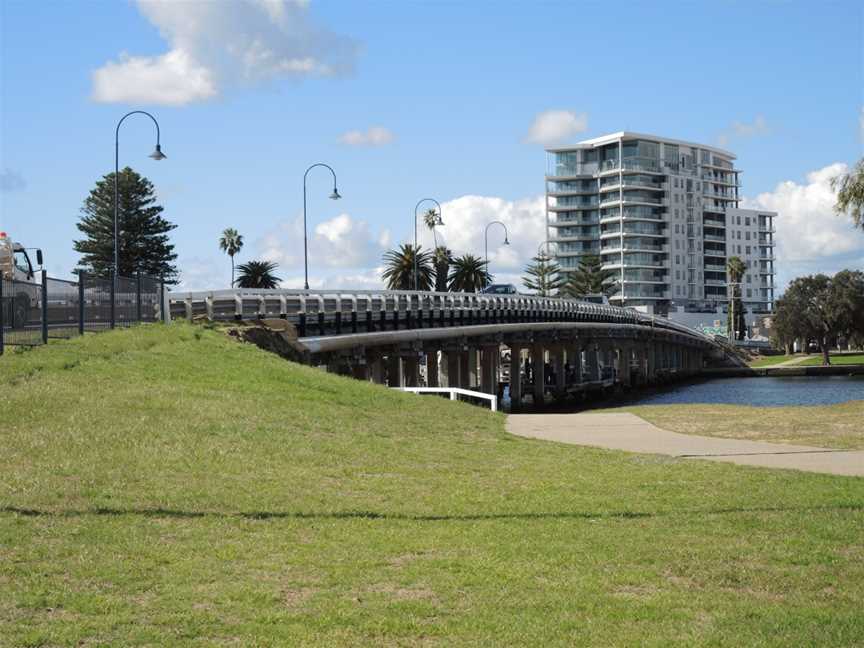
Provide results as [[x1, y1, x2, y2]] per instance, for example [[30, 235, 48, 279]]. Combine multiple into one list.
[[303, 163, 341, 290], [484, 220, 510, 286], [413, 198, 443, 291], [114, 110, 166, 328]]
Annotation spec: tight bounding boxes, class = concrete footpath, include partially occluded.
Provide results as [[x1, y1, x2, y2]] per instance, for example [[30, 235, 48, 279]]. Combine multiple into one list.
[[507, 413, 864, 477]]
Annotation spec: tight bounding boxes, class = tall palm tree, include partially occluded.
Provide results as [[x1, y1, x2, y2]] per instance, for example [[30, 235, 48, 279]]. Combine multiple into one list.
[[236, 260, 281, 289], [219, 228, 244, 287], [423, 208, 441, 248], [381, 244, 433, 291], [448, 254, 490, 293], [433, 246, 452, 293], [726, 255, 746, 340]]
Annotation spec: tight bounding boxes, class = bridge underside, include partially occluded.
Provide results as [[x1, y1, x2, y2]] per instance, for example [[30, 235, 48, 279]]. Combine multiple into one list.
[[300, 322, 708, 409]]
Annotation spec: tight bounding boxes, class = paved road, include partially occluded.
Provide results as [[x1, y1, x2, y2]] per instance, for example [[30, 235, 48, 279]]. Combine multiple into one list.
[[507, 412, 864, 477]]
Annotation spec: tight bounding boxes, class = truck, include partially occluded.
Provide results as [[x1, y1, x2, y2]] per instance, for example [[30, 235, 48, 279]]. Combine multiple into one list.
[[0, 231, 43, 329]]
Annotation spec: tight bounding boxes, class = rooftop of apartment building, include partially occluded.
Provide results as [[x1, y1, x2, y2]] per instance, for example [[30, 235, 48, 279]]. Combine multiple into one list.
[[545, 131, 736, 159]]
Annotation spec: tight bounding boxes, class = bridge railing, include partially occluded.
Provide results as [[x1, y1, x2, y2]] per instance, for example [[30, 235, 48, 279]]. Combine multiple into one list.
[[167, 287, 718, 347]]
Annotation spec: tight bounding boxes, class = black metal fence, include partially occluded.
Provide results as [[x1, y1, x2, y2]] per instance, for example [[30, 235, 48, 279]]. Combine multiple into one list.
[[0, 272, 165, 355]]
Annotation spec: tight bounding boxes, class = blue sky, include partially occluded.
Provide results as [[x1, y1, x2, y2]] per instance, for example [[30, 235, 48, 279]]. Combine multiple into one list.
[[1, 0, 862, 291]]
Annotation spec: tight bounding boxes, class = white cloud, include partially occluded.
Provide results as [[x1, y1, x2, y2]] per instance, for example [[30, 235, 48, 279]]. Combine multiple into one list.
[[257, 212, 387, 270], [742, 162, 864, 290], [524, 110, 588, 145], [91, 0, 358, 105], [175, 255, 231, 291], [717, 115, 769, 147], [339, 126, 394, 147], [93, 50, 216, 106], [432, 195, 547, 283], [0, 168, 26, 192]]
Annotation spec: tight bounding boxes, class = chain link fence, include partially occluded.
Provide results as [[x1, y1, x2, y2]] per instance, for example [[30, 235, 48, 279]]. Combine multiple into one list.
[[1, 272, 166, 355]]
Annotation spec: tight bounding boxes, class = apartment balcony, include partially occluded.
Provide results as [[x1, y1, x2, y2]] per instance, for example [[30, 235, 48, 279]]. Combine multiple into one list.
[[705, 279, 727, 286], [758, 253, 776, 261], [703, 192, 738, 201], [548, 203, 597, 212], [547, 189, 597, 197], [610, 291, 671, 301], [704, 263, 726, 272], [599, 198, 665, 210], [759, 226, 777, 233], [601, 244, 669, 255], [704, 250, 726, 258]]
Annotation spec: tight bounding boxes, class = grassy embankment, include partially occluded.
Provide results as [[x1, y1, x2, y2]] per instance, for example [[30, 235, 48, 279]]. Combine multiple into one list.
[[748, 354, 801, 367], [799, 353, 864, 367], [2, 324, 863, 646]]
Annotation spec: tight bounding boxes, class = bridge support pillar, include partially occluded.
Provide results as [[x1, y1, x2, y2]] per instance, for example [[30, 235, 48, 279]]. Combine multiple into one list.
[[467, 348, 480, 389], [403, 355, 420, 388], [480, 346, 498, 395], [509, 345, 522, 409], [552, 346, 566, 397], [531, 343, 546, 405], [387, 353, 403, 387], [352, 363, 369, 381], [458, 350, 473, 389], [426, 351, 439, 388], [368, 355, 385, 385], [619, 344, 632, 388], [570, 345, 582, 388], [444, 350, 461, 389], [586, 344, 599, 382]]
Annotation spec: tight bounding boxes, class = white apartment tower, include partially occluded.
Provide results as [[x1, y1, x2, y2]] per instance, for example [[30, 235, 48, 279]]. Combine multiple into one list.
[[545, 132, 777, 315]]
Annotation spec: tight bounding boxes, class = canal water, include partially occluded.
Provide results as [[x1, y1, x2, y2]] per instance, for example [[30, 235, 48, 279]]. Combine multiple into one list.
[[624, 376, 864, 407]]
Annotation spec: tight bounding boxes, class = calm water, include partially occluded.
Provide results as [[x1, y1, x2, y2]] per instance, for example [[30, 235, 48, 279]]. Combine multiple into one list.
[[628, 376, 864, 407]]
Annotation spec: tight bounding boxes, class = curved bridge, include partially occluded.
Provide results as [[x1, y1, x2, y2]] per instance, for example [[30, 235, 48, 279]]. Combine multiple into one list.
[[169, 288, 739, 407]]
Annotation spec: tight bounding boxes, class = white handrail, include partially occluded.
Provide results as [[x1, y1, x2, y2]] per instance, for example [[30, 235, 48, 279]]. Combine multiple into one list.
[[394, 387, 498, 412]]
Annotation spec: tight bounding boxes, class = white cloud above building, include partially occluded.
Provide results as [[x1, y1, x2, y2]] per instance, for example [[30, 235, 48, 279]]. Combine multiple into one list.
[[91, 0, 358, 105], [524, 110, 588, 146]]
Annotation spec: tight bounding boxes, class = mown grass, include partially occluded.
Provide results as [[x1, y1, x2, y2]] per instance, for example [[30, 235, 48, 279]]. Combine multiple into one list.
[[748, 354, 803, 367], [2, 324, 864, 647], [600, 402, 864, 449], [799, 353, 864, 367]]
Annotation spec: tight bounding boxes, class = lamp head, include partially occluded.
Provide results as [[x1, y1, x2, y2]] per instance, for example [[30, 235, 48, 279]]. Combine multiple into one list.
[[149, 144, 166, 161], [504, 237, 510, 245], [436, 214, 444, 226], [330, 187, 342, 200]]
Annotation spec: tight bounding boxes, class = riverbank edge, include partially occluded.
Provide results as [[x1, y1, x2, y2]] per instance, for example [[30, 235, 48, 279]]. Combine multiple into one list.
[[703, 365, 864, 378]]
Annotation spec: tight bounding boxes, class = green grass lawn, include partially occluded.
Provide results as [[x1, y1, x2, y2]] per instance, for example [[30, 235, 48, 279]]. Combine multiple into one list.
[[799, 353, 864, 367], [747, 354, 802, 367], [2, 324, 864, 646]]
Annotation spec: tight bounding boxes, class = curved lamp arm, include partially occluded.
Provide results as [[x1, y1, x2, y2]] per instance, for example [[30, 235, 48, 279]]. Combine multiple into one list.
[[303, 163, 341, 290], [413, 198, 443, 291], [484, 221, 510, 287]]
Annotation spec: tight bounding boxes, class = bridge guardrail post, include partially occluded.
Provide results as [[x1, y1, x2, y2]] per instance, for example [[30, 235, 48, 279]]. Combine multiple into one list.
[[0, 275, 4, 356], [317, 311, 325, 336], [41, 271, 48, 344], [351, 309, 357, 333], [298, 313, 307, 337], [366, 309, 373, 332], [78, 272, 85, 335], [334, 310, 342, 334]]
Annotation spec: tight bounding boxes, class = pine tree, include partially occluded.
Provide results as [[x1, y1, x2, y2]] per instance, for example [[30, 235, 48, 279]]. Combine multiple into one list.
[[522, 252, 563, 296], [561, 254, 616, 298], [74, 167, 178, 281]]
